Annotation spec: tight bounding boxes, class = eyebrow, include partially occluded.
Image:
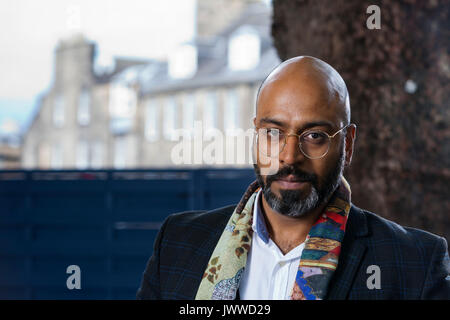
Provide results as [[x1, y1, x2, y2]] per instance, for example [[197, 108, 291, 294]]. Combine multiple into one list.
[[258, 117, 335, 132]]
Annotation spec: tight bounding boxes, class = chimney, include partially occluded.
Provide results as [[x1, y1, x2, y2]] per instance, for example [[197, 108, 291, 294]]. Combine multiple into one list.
[[195, 0, 260, 39], [53, 33, 95, 90]]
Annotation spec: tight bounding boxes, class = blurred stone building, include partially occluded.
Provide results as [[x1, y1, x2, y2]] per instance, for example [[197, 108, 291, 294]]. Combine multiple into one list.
[[21, 0, 279, 169], [21, 34, 150, 170], [23, 35, 105, 169], [0, 119, 21, 169], [0, 141, 20, 169]]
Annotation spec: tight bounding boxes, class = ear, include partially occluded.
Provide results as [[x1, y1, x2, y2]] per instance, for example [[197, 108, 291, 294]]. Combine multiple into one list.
[[344, 124, 357, 166]]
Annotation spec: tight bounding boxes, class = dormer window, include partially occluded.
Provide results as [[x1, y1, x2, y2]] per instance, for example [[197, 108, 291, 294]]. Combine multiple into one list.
[[228, 26, 260, 71], [168, 44, 198, 79]]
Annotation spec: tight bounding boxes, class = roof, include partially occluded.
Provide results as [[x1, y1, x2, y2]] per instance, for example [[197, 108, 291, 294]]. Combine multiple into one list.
[[138, 2, 280, 96]]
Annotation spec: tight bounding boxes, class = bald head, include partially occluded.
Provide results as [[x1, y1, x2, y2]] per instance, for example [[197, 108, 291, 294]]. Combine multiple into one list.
[[256, 56, 350, 125]]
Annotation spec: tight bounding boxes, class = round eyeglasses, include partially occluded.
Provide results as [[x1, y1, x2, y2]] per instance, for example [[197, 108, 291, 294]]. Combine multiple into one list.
[[255, 123, 355, 159]]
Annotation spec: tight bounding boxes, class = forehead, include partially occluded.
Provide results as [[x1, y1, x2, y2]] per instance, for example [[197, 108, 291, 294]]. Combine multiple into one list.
[[256, 76, 344, 129]]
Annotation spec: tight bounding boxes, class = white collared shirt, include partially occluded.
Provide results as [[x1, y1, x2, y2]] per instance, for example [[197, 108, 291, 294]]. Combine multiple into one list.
[[239, 190, 305, 300]]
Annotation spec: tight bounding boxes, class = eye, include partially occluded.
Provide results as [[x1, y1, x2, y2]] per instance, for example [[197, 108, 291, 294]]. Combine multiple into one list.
[[266, 128, 280, 138], [302, 131, 327, 144]]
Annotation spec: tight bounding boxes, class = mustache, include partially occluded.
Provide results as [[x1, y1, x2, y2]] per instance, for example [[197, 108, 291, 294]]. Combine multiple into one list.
[[265, 165, 317, 186]]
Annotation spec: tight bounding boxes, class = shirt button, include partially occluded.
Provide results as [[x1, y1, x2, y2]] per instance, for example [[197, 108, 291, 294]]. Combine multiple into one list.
[[279, 261, 285, 267]]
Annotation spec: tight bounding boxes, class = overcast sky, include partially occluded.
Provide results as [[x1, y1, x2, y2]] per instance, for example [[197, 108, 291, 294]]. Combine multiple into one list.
[[0, 0, 196, 134]]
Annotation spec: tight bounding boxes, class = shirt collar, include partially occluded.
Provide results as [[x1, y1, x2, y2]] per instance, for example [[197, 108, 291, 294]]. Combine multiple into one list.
[[252, 189, 271, 244]]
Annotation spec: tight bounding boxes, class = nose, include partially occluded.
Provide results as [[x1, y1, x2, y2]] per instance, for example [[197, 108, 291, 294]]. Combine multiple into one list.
[[279, 134, 306, 165]]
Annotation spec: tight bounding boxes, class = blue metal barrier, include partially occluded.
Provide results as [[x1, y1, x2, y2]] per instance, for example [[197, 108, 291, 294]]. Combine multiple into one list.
[[0, 168, 256, 299]]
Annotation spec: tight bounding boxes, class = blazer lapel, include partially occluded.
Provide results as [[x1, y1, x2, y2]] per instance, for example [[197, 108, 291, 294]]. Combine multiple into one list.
[[327, 205, 369, 299], [189, 206, 237, 299]]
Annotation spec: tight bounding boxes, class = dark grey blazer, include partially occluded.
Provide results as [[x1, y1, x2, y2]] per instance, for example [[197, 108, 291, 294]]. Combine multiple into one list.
[[136, 204, 450, 299]]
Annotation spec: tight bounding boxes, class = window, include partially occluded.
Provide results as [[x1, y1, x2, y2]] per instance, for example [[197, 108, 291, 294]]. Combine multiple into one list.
[[50, 143, 63, 169], [109, 84, 137, 118], [163, 96, 178, 141], [109, 83, 136, 134], [91, 142, 103, 169], [114, 136, 127, 169], [38, 142, 50, 168], [224, 89, 239, 135], [145, 100, 159, 142], [203, 91, 217, 133], [53, 94, 65, 127], [76, 141, 89, 169], [183, 93, 196, 133], [228, 26, 260, 71], [76, 141, 103, 169], [168, 44, 198, 79], [78, 89, 90, 126]]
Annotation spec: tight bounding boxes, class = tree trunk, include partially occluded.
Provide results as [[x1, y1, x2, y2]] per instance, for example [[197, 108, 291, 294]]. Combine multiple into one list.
[[271, 0, 450, 240]]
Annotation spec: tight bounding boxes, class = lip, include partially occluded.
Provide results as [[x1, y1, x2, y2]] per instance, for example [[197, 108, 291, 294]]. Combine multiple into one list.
[[275, 175, 310, 189], [278, 175, 305, 182]]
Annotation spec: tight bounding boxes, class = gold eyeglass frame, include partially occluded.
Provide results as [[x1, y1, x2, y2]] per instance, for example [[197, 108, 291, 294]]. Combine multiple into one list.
[[255, 123, 356, 159]]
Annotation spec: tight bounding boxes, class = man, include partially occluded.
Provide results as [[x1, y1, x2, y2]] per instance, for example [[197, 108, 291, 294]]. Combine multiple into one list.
[[137, 56, 450, 300]]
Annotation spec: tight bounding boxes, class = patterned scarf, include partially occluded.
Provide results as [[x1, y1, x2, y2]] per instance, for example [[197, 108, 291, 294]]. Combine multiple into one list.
[[195, 176, 351, 300]]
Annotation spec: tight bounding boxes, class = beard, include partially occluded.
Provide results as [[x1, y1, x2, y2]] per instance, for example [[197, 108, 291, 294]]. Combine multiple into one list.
[[254, 146, 346, 218]]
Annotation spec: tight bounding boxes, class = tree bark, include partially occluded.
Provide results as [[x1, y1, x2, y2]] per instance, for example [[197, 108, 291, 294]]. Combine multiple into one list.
[[271, 0, 450, 240]]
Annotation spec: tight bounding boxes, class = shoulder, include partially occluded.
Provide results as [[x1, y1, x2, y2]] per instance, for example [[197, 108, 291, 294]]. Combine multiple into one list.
[[166, 204, 236, 227], [338, 205, 449, 299], [349, 204, 448, 261], [360, 205, 445, 245], [160, 204, 237, 240]]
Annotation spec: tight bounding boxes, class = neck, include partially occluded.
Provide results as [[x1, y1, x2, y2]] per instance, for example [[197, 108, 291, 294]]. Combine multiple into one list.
[[260, 193, 328, 254]]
